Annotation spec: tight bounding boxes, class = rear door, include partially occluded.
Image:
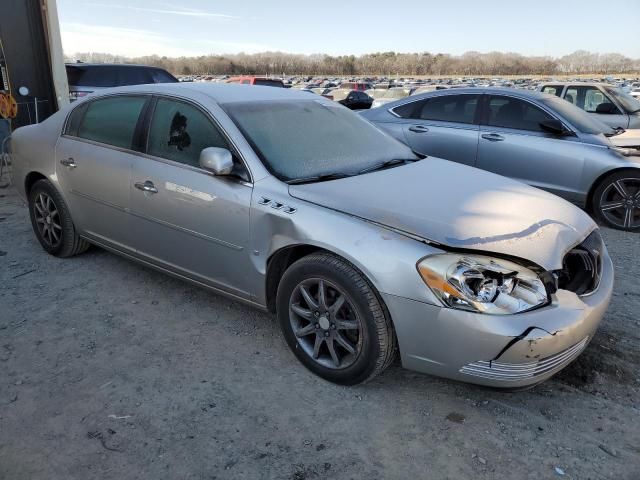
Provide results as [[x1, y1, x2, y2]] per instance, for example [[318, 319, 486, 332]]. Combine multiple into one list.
[[476, 94, 585, 201], [563, 85, 629, 129], [128, 96, 254, 297], [391, 93, 480, 167], [56, 95, 148, 249]]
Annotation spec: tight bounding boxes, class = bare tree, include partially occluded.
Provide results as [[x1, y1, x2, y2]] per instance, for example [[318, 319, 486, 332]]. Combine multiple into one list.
[[65, 50, 640, 76]]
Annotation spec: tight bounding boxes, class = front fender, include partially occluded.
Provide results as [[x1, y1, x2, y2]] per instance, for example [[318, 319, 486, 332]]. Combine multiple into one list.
[[248, 177, 443, 307]]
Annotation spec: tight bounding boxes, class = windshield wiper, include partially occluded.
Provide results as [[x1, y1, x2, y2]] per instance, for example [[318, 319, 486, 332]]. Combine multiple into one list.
[[286, 172, 353, 185], [357, 158, 418, 175]]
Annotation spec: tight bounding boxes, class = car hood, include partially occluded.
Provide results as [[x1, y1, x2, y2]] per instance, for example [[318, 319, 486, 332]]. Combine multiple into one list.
[[610, 129, 640, 148], [289, 158, 596, 270]]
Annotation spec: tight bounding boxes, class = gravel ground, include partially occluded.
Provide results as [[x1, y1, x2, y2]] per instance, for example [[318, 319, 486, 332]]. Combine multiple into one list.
[[1, 184, 639, 480]]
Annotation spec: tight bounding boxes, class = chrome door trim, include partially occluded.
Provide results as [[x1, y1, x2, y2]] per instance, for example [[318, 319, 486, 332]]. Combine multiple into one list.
[[69, 189, 128, 212], [128, 208, 244, 251], [131, 150, 253, 187], [72, 188, 244, 251], [82, 234, 265, 310]]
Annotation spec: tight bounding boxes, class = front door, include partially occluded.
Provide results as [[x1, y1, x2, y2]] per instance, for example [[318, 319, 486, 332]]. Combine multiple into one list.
[[476, 95, 585, 202], [129, 97, 253, 297]]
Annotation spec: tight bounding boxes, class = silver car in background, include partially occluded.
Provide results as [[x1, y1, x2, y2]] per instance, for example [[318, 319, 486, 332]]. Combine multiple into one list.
[[362, 88, 640, 231], [538, 82, 640, 129], [11, 84, 612, 388]]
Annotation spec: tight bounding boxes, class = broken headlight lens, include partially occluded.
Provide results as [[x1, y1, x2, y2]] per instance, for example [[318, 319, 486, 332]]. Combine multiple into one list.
[[417, 254, 548, 315]]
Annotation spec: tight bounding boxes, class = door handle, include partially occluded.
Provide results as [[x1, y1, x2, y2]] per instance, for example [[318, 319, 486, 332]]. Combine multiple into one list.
[[60, 158, 77, 168], [408, 125, 429, 133], [134, 181, 158, 194], [481, 133, 505, 142]]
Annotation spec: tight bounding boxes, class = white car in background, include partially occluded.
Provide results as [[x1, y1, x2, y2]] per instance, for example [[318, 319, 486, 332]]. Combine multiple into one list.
[[538, 82, 640, 129], [371, 87, 415, 108]]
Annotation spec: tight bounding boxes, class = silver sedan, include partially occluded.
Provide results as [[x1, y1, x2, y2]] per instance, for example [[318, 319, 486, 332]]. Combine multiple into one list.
[[11, 84, 613, 387], [361, 88, 640, 231]]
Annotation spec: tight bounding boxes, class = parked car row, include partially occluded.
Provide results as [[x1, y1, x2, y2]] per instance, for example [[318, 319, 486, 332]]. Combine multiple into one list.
[[64, 63, 640, 129], [11, 82, 616, 389]]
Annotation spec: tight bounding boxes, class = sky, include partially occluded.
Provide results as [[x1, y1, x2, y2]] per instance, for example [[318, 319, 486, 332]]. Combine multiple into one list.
[[57, 0, 640, 59]]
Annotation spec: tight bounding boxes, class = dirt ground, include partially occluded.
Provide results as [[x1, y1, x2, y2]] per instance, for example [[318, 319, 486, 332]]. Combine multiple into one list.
[[1, 184, 639, 480]]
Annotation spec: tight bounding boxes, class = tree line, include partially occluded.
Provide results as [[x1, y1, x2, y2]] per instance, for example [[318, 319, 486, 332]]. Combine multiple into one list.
[[65, 50, 640, 77]]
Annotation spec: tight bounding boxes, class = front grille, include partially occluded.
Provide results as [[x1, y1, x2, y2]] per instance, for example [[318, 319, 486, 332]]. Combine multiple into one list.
[[459, 337, 589, 382], [556, 230, 604, 296]]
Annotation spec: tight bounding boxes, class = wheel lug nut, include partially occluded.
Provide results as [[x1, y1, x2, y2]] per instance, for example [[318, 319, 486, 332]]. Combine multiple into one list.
[[314, 311, 319, 317]]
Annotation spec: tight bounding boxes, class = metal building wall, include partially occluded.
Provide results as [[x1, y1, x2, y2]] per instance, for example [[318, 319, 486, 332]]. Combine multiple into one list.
[[0, 0, 58, 128]]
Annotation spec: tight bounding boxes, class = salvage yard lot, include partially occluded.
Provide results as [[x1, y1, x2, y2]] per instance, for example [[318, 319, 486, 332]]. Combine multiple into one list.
[[1, 185, 639, 480]]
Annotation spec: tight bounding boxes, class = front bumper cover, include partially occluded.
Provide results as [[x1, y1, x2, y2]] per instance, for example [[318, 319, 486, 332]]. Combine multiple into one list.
[[382, 250, 614, 388]]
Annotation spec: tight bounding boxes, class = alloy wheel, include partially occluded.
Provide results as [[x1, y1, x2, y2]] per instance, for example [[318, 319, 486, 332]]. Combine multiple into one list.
[[33, 192, 62, 247], [598, 178, 640, 230], [289, 278, 362, 369]]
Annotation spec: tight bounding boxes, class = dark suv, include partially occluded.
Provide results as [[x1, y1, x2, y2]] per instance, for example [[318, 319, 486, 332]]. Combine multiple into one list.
[[66, 63, 178, 101]]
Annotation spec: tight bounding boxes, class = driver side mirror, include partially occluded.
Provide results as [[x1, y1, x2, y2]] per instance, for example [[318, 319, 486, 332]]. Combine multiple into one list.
[[539, 119, 572, 136], [596, 102, 617, 114], [199, 147, 234, 175]]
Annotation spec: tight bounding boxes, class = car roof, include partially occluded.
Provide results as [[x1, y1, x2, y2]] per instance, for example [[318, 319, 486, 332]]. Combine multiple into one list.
[[65, 63, 168, 69], [84, 82, 316, 103], [408, 87, 554, 100], [539, 81, 615, 87]]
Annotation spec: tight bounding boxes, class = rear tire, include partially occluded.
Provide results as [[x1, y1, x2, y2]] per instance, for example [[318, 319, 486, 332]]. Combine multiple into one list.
[[276, 252, 396, 385], [28, 179, 90, 257]]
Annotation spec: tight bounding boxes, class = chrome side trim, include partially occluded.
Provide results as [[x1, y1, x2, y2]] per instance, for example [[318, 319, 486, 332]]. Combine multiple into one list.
[[127, 209, 244, 251], [459, 337, 589, 381], [70, 189, 127, 212], [82, 235, 266, 311], [70, 189, 244, 251]]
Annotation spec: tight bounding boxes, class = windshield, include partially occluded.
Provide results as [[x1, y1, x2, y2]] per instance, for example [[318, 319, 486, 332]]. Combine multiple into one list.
[[604, 86, 640, 113], [223, 100, 417, 181], [542, 97, 615, 135]]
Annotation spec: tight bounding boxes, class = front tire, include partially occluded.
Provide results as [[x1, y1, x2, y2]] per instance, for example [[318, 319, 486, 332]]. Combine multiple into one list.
[[28, 179, 90, 257], [592, 171, 640, 231], [276, 252, 396, 385]]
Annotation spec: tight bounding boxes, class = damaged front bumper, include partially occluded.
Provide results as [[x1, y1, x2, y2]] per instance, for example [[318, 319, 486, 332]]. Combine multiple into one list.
[[382, 250, 614, 388]]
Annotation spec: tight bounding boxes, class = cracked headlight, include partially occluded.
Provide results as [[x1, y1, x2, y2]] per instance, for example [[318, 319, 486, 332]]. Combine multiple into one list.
[[417, 254, 548, 314]]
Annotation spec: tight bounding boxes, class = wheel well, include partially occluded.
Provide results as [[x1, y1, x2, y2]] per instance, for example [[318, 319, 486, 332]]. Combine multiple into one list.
[[586, 167, 640, 212], [24, 172, 47, 196], [265, 245, 324, 313]]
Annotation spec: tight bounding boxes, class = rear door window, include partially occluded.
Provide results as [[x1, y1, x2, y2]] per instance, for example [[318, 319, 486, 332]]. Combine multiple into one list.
[[76, 96, 147, 149], [486, 96, 554, 132], [393, 94, 479, 124]]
